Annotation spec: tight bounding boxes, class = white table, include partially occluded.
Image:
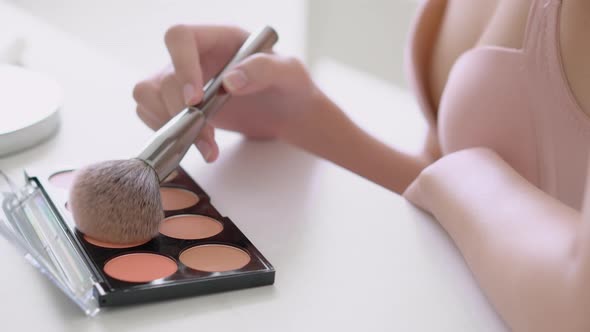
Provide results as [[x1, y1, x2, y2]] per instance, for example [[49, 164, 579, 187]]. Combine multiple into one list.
[[0, 3, 506, 331]]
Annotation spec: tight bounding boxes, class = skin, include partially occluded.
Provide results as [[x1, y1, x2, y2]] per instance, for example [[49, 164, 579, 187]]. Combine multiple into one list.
[[132, 0, 590, 330]]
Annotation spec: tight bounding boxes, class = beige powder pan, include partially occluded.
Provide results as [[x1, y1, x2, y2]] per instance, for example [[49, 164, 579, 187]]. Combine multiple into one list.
[[160, 214, 223, 240], [180, 244, 251, 272], [160, 187, 200, 211], [84, 235, 149, 249], [103, 253, 177, 283]]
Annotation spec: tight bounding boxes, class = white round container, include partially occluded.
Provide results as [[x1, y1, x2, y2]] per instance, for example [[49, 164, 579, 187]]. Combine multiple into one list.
[[0, 64, 62, 156]]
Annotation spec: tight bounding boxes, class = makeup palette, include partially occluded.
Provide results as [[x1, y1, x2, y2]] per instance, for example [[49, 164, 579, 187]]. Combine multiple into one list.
[[0, 167, 274, 315]]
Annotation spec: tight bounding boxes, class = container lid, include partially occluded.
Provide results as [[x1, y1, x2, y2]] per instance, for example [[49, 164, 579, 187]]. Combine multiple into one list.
[[0, 65, 62, 156], [0, 171, 100, 316]]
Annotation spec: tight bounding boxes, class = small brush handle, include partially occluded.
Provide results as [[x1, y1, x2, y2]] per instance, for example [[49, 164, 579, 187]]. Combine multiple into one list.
[[137, 26, 278, 181]]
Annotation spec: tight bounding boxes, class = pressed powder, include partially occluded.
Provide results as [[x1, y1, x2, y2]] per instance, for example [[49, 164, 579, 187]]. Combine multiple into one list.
[[159, 214, 223, 240], [84, 235, 148, 249], [180, 244, 250, 272], [48, 170, 76, 189], [104, 253, 177, 283], [160, 187, 199, 211]]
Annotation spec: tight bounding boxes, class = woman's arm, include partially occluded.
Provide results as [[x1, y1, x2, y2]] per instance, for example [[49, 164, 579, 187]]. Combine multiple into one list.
[[403, 147, 590, 331], [283, 89, 434, 193], [134, 25, 435, 192]]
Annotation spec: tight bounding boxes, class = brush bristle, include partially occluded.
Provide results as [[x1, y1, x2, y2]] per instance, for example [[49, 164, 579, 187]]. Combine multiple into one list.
[[69, 159, 163, 244]]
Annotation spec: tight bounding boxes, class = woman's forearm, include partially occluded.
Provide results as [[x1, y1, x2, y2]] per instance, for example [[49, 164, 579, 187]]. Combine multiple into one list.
[[282, 90, 432, 194], [404, 148, 590, 331]]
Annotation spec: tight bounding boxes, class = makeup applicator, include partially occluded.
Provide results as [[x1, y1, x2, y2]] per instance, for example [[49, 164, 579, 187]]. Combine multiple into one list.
[[69, 26, 278, 244]]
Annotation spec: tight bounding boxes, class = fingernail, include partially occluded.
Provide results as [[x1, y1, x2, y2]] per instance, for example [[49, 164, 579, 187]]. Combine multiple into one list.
[[223, 70, 248, 92], [196, 141, 212, 161], [183, 83, 196, 105]]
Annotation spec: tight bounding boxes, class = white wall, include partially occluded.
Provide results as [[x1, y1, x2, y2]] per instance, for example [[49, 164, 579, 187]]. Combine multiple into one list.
[[8, 0, 307, 77], [10, 0, 419, 86], [307, 0, 419, 87]]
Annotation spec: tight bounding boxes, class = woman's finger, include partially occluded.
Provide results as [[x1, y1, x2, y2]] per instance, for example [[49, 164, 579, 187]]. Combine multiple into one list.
[[164, 24, 249, 105], [222, 53, 302, 95], [159, 72, 186, 117], [133, 78, 171, 122], [194, 124, 219, 163], [136, 105, 166, 131]]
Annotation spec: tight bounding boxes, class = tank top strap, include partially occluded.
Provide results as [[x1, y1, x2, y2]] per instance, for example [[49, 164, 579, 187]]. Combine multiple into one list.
[[522, 0, 563, 63]]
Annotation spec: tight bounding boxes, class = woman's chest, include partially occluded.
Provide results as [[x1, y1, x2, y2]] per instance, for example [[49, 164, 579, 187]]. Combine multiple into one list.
[[438, 49, 539, 183], [437, 48, 590, 209], [428, 0, 533, 109]]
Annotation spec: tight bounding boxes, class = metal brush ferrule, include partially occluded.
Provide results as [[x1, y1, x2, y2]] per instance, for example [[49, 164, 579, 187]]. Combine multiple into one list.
[[137, 93, 228, 181], [137, 26, 278, 181]]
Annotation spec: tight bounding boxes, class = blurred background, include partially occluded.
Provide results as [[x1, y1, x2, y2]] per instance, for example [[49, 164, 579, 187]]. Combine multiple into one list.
[[0, 0, 427, 158], [3, 0, 419, 87]]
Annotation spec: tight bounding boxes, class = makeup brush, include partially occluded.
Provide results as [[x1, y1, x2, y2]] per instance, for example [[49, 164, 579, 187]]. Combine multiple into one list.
[[69, 26, 278, 244]]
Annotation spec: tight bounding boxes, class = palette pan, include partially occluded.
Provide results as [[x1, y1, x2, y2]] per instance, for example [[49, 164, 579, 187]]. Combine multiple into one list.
[[0, 167, 274, 314]]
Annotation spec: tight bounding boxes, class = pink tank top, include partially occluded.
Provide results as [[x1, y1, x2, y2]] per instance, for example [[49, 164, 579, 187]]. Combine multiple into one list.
[[406, 0, 590, 209]]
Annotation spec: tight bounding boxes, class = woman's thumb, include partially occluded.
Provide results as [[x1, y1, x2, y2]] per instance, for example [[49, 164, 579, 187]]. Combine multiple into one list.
[[222, 53, 297, 95]]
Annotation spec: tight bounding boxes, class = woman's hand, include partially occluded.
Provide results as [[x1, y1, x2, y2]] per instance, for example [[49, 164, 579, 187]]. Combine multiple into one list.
[[132, 24, 318, 162]]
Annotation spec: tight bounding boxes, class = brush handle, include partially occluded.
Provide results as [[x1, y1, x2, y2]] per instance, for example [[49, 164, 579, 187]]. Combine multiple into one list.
[[137, 26, 278, 181]]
